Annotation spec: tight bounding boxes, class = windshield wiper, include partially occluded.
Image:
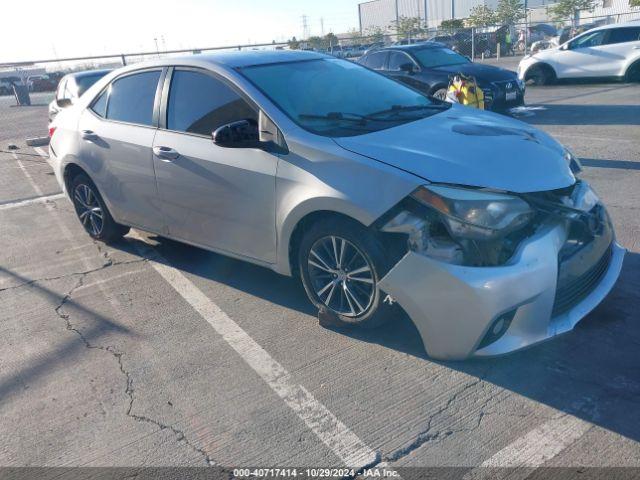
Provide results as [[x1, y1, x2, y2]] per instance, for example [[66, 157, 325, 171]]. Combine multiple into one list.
[[299, 112, 369, 124], [367, 103, 450, 118]]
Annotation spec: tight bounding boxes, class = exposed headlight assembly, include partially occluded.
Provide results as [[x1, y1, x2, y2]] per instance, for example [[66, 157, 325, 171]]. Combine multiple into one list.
[[381, 185, 536, 266], [411, 185, 535, 241]]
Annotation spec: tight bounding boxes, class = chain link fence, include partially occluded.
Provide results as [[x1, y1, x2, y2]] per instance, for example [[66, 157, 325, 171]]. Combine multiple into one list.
[[0, 8, 638, 142]]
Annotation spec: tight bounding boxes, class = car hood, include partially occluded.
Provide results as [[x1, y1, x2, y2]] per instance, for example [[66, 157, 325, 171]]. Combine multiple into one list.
[[430, 63, 517, 83], [333, 105, 575, 193]]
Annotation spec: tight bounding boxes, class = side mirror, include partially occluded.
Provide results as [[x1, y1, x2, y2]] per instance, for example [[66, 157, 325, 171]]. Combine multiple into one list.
[[56, 98, 72, 108], [212, 119, 259, 148], [400, 63, 416, 74]]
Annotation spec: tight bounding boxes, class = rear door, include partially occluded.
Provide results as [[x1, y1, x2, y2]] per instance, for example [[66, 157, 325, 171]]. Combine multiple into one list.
[[77, 69, 165, 232], [599, 26, 640, 76], [152, 67, 279, 263]]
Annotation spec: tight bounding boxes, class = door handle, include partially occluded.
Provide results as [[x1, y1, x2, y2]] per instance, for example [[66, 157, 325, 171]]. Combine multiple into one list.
[[81, 129, 97, 140], [153, 146, 180, 161]]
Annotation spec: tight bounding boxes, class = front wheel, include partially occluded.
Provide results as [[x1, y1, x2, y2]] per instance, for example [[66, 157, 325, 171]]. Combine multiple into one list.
[[298, 218, 391, 328], [526, 65, 554, 86], [71, 173, 129, 243]]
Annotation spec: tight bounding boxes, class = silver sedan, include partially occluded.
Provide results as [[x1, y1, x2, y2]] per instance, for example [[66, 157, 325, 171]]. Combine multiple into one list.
[[48, 51, 625, 360]]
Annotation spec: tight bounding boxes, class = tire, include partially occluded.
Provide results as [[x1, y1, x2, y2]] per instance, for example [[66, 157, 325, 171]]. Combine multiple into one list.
[[625, 62, 640, 83], [432, 88, 448, 101], [526, 65, 554, 86], [298, 217, 391, 329], [70, 173, 129, 243]]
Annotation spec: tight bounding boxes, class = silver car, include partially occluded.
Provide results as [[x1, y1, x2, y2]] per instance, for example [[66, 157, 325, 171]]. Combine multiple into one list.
[[49, 69, 112, 122], [49, 51, 625, 360]]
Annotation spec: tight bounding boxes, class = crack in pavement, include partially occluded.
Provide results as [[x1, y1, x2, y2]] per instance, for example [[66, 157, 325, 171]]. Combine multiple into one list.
[[51, 257, 224, 469], [383, 366, 497, 464], [0, 259, 146, 293]]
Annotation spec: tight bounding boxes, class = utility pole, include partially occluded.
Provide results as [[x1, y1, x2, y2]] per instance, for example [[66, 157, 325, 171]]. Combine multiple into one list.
[[301, 15, 309, 39], [320, 17, 325, 36], [154, 37, 160, 58]]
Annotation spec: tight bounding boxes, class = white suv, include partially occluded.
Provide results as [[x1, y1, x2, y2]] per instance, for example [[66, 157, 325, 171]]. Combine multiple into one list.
[[518, 21, 640, 84]]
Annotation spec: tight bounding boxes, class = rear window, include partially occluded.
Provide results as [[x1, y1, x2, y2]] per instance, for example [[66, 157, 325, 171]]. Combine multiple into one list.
[[76, 73, 109, 96], [606, 27, 640, 44], [106, 70, 161, 126]]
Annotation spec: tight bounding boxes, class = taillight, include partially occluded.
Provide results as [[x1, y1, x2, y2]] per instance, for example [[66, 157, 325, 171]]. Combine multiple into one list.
[[48, 126, 57, 138]]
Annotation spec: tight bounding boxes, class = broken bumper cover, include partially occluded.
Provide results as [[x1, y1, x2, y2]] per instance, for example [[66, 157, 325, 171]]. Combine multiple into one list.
[[379, 223, 625, 360]]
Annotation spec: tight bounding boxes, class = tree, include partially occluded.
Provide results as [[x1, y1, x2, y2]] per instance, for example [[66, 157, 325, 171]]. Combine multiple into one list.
[[631, 0, 640, 6], [440, 19, 466, 32], [468, 5, 496, 27], [288, 37, 300, 50], [365, 26, 386, 43], [495, 0, 526, 24], [548, 0, 597, 22], [390, 16, 425, 39], [325, 32, 339, 48]]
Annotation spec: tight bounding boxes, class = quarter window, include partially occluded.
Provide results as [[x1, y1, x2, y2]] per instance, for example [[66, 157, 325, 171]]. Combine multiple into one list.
[[106, 70, 161, 126], [166, 69, 257, 136], [91, 90, 108, 118]]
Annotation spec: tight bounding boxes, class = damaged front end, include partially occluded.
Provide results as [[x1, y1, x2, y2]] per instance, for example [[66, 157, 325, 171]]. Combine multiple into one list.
[[376, 179, 625, 360]]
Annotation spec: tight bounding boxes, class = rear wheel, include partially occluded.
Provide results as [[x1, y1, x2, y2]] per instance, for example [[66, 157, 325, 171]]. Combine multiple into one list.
[[71, 173, 129, 243], [625, 62, 640, 83], [298, 218, 391, 328]]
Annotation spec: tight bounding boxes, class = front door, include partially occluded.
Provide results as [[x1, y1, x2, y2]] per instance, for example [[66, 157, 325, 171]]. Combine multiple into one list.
[[553, 29, 610, 78], [152, 68, 278, 263]]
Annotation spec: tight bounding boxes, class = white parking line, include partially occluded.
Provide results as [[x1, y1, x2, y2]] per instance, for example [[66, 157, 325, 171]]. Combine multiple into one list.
[[13, 152, 44, 196], [130, 232, 381, 469], [0, 192, 65, 211], [463, 414, 593, 479]]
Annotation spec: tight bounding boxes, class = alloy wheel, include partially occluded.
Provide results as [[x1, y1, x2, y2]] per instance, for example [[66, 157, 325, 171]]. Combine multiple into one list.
[[307, 236, 375, 318], [74, 184, 104, 236]]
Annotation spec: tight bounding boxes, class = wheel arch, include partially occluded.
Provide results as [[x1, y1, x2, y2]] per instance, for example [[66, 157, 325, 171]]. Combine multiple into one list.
[[624, 58, 640, 81], [62, 162, 120, 222], [523, 61, 556, 81]]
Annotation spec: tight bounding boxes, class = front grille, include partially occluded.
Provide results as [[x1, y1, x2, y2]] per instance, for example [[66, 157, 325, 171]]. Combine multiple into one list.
[[552, 245, 612, 317]]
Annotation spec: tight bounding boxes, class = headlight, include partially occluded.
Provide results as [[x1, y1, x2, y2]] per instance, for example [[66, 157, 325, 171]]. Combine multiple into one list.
[[564, 148, 583, 175], [411, 185, 535, 241]]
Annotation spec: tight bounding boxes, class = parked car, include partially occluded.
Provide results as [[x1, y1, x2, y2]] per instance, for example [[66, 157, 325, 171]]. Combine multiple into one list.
[[49, 51, 624, 360], [49, 69, 112, 122], [518, 21, 640, 85], [358, 43, 525, 111], [0, 79, 15, 96], [27, 74, 57, 92]]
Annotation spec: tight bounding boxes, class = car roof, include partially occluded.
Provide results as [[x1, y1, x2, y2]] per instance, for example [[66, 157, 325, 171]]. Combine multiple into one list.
[[65, 69, 113, 80], [121, 50, 327, 72], [378, 42, 448, 53], [589, 20, 640, 33]]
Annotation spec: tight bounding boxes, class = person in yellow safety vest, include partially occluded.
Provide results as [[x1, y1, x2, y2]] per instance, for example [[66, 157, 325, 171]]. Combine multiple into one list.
[[446, 74, 485, 110], [505, 29, 513, 56]]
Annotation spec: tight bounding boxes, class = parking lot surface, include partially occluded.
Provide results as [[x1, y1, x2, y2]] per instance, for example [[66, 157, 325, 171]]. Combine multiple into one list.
[[0, 83, 639, 473]]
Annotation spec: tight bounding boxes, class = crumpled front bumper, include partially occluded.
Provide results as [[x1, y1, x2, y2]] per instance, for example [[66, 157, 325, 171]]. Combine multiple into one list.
[[379, 222, 625, 360]]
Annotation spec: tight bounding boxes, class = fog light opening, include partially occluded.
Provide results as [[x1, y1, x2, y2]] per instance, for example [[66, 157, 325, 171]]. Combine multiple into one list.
[[478, 309, 517, 350]]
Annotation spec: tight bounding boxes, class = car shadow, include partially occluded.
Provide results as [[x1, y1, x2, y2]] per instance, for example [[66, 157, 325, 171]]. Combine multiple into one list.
[[113, 235, 640, 443], [523, 104, 640, 126]]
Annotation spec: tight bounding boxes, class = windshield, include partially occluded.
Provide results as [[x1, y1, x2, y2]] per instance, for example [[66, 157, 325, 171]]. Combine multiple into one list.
[[240, 58, 447, 137], [412, 48, 470, 68], [76, 72, 109, 96]]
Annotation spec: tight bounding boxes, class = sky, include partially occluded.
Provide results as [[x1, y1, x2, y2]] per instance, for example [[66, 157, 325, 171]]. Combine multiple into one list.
[[1, 0, 364, 63]]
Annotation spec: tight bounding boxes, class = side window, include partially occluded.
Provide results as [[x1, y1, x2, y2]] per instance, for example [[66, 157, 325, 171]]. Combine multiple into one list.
[[106, 70, 161, 126], [91, 90, 108, 118], [388, 52, 413, 71], [569, 30, 607, 49], [363, 52, 387, 70], [167, 69, 258, 136], [606, 27, 640, 45]]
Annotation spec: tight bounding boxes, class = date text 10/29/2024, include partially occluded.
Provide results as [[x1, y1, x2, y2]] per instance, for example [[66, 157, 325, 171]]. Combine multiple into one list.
[[233, 467, 400, 478]]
